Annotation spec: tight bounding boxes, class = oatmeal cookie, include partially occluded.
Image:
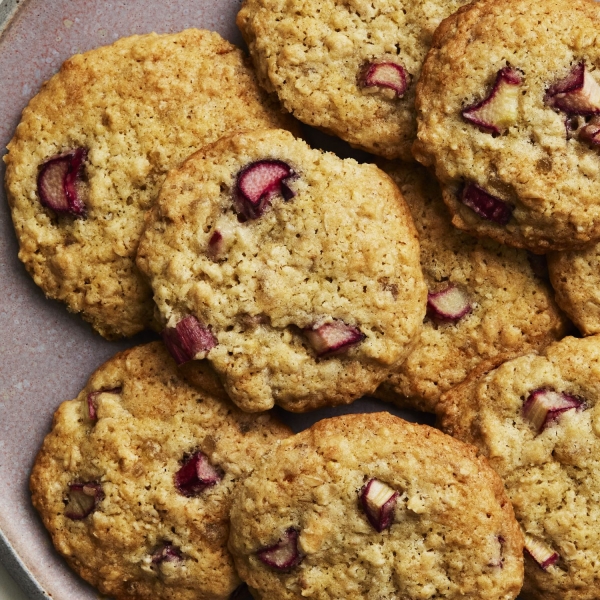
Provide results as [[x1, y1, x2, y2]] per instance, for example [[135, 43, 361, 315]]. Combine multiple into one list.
[[438, 335, 600, 599], [30, 341, 291, 600], [136, 128, 426, 412], [374, 161, 568, 413], [414, 0, 600, 252], [548, 242, 600, 335], [228, 412, 524, 600], [4, 29, 295, 339], [237, 0, 469, 160]]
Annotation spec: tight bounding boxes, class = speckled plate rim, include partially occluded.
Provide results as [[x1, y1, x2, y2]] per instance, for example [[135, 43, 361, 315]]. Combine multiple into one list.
[[0, 529, 48, 600], [0, 0, 48, 593], [0, 1, 48, 595]]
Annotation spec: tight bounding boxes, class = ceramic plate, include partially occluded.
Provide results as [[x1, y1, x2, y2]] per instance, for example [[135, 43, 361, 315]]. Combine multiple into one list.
[[0, 1, 431, 598]]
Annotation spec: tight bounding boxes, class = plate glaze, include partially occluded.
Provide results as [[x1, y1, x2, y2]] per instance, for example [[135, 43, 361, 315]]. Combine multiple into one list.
[[0, 1, 429, 598]]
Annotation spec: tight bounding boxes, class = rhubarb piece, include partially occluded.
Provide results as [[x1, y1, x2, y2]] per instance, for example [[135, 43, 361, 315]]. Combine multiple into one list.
[[427, 285, 471, 322], [151, 542, 182, 564], [460, 183, 513, 225], [360, 62, 409, 97], [234, 160, 295, 220], [64, 482, 104, 520], [256, 528, 302, 571], [175, 451, 221, 497], [522, 388, 583, 433], [579, 115, 600, 145], [162, 315, 217, 365], [230, 584, 253, 600], [524, 534, 559, 570], [545, 62, 600, 115], [488, 535, 505, 568], [208, 231, 224, 257], [86, 387, 122, 421], [303, 319, 366, 357], [37, 148, 87, 216], [360, 478, 399, 532], [462, 67, 522, 134]]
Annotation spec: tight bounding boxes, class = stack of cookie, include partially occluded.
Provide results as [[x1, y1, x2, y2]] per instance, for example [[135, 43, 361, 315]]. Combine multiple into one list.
[[7, 0, 600, 597]]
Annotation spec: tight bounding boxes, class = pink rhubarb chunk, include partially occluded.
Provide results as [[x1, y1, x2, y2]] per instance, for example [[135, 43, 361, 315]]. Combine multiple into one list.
[[427, 285, 471, 322], [86, 387, 122, 421], [462, 67, 522, 134], [487, 535, 505, 568], [162, 316, 217, 365], [461, 183, 513, 225], [37, 148, 87, 216], [151, 542, 182, 564], [579, 115, 600, 145], [65, 482, 104, 520], [524, 534, 559, 570], [545, 62, 600, 115], [175, 451, 221, 497], [208, 231, 224, 259], [361, 62, 409, 97], [523, 388, 583, 433], [235, 160, 295, 220], [304, 319, 365, 356], [360, 478, 399, 532], [256, 528, 302, 571]]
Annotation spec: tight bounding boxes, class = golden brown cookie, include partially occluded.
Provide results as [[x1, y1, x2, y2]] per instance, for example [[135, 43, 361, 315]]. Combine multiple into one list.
[[439, 336, 600, 599], [30, 342, 291, 600], [228, 412, 524, 600], [548, 242, 600, 335], [414, 0, 600, 252], [136, 128, 427, 413], [4, 29, 295, 339], [374, 161, 568, 413], [237, 0, 469, 160]]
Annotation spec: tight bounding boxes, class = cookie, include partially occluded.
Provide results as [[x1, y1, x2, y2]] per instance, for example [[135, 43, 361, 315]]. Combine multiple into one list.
[[438, 336, 600, 599], [228, 412, 524, 600], [414, 0, 600, 252], [548, 243, 600, 335], [4, 29, 296, 339], [237, 0, 469, 160], [29, 341, 291, 600], [136, 128, 427, 413], [373, 162, 568, 413]]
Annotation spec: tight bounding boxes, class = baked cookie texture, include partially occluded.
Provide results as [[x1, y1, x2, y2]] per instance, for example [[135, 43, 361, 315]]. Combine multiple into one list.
[[414, 0, 600, 252], [438, 336, 600, 600], [4, 29, 295, 339], [228, 412, 524, 600], [373, 162, 568, 413], [137, 128, 426, 413], [237, 0, 469, 160], [29, 342, 291, 600], [548, 243, 600, 335]]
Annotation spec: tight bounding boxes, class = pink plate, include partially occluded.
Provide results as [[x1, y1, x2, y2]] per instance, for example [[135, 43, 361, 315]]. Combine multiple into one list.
[[0, 1, 428, 598]]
